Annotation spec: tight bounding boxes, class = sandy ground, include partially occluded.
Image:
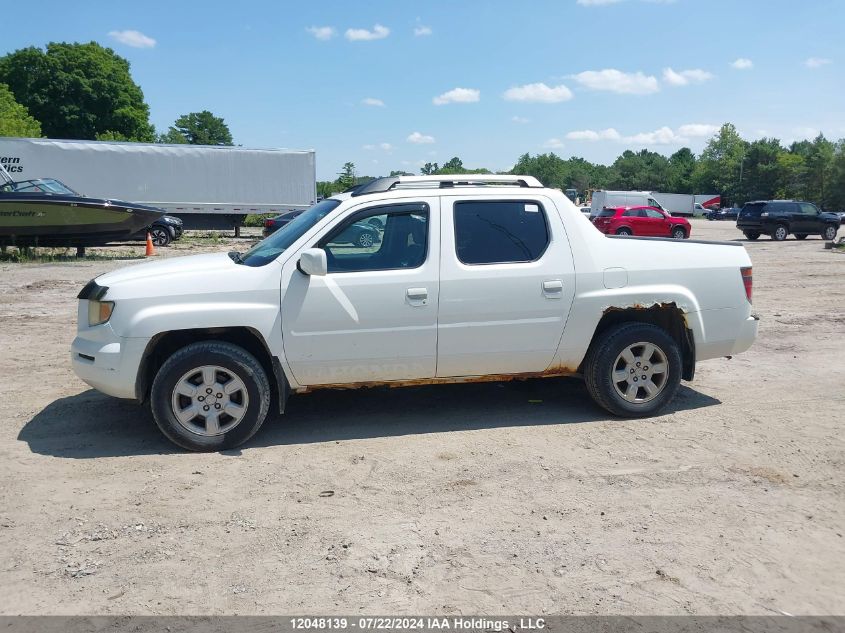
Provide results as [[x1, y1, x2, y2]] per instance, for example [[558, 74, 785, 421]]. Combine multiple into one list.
[[0, 220, 843, 615]]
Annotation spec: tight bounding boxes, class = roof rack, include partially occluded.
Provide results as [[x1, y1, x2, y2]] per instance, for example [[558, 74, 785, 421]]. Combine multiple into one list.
[[351, 174, 544, 197]]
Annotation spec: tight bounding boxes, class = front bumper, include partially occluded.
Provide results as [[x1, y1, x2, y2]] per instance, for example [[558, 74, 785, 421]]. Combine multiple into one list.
[[71, 324, 150, 400]]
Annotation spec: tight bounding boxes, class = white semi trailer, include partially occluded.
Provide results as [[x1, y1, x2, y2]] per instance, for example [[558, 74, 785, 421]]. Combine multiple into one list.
[[590, 190, 721, 217], [0, 138, 316, 230]]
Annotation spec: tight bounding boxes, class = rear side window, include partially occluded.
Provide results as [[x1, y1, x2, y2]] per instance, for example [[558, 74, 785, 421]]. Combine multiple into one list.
[[621, 208, 640, 217], [454, 200, 549, 265]]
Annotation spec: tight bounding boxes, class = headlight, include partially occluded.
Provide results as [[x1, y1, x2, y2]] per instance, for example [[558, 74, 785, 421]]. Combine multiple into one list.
[[88, 300, 115, 326]]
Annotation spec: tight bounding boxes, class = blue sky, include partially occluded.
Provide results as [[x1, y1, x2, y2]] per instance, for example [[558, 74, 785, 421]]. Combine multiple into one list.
[[2, 0, 843, 179]]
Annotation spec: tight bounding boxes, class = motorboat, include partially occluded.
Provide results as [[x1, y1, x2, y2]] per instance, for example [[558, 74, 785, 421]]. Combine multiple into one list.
[[0, 163, 164, 247]]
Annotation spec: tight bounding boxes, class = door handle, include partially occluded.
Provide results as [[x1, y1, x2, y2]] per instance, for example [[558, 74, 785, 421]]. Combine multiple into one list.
[[406, 287, 428, 306], [542, 280, 563, 293]]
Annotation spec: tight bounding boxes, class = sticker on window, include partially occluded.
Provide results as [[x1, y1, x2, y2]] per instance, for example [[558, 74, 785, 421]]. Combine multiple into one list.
[[524, 203, 540, 213]]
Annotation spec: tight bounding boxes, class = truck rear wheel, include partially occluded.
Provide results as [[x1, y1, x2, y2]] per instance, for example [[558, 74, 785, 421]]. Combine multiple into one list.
[[150, 341, 271, 451], [584, 323, 682, 418]]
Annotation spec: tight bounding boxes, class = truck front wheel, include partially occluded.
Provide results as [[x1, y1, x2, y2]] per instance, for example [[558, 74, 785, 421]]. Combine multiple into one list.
[[584, 323, 682, 417], [150, 341, 271, 451]]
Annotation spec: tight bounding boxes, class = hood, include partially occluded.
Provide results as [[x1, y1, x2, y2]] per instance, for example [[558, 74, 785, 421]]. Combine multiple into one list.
[[98, 252, 236, 287], [820, 211, 842, 223]]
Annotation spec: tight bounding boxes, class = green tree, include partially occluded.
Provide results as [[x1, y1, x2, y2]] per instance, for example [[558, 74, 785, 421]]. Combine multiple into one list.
[[0, 42, 154, 141], [827, 140, 845, 210], [437, 157, 464, 174], [693, 123, 748, 202], [804, 134, 835, 206], [607, 149, 670, 191], [666, 148, 696, 193], [336, 162, 356, 190], [739, 138, 784, 203], [0, 83, 41, 137], [420, 162, 438, 175], [775, 152, 806, 199], [160, 110, 233, 145]]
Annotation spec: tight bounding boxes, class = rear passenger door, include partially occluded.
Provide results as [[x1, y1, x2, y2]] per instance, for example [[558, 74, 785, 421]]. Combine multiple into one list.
[[797, 202, 821, 234], [437, 196, 576, 377]]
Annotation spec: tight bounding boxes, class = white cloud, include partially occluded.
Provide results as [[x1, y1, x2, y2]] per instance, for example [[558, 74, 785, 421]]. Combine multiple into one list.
[[361, 97, 384, 107], [414, 25, 432, 36], [805, 57, 832, 68], [543, 138, 565, 149], [306, 26, 336, 41], [677, 123, 719, 137], [407, 132, 435, 144], [662, 67, 714, 86], [564, 123, 717, 145], [626, 126, 682, 144], [571, 69, 659, 94], [566, 128, 621, 141], [502, 82, 573, 103], [731, 58, 753, 70], [345, 24, 390, 41], [512, 116, 530, 124], [108, 30, 156, 48], [363, 142, 393, 151], [433, 87, 480, 105], [793, 126, 820, 139]]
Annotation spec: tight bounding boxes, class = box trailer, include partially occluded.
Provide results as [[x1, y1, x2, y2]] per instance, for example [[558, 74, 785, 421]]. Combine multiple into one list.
[[0, 138, 316, 230], [590, 190, 720, 217], [651, 192, 721, 217]]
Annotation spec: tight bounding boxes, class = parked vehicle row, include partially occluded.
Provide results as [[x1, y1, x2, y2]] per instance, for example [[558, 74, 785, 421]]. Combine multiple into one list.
[[72, 175, 758, 451], [707, 207, 740, 221], [736, 200, 840, 241]]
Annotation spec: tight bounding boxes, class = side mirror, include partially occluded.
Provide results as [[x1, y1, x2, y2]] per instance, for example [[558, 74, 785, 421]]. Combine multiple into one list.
[[298, 248, 327, 276]]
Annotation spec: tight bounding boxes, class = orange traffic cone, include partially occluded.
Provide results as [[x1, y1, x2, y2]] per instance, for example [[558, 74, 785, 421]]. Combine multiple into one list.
[[145, 231, 156, 257]]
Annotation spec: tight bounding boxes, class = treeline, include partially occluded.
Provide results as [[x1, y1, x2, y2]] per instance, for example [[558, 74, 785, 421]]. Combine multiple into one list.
[[0, 42, 233, 145], [327, 124, 845, 210]]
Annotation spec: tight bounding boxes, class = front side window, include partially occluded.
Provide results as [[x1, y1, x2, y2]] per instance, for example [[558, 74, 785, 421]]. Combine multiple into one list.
[[800, 203, 818, 215], [240, 198, 342, 267], [319, 203, 428, 273], [644, 208, 665, 219], [454, 200, 549, 265]]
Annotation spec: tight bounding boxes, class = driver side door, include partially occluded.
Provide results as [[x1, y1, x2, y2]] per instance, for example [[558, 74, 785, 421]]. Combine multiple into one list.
[[280, 199, 440, 386]]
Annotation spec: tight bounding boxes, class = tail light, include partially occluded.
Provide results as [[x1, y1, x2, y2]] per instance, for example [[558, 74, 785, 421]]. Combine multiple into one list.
[[264, 219, 275, 228], [740, 267, 752, 303]]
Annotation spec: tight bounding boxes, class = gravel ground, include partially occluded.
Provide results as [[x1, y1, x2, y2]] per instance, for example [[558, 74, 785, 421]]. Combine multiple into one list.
[[0, 220, 842, 615]]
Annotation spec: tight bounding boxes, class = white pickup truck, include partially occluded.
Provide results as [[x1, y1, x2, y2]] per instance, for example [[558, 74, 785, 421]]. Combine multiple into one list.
[[72, 175, 759, 451]]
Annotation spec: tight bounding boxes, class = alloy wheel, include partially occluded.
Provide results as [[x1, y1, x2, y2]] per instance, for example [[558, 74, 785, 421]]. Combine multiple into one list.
[[170, 365, 249, 436], [611, 342, 669, 404]]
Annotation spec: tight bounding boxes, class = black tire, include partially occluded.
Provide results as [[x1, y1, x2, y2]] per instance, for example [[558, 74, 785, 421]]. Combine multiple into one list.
[[822, 224, 838, 241], [772, 224, 789, 241], [795, 234, 808, 240], [150, 226, 172, 247], [671, 227, 686, 239], [584, 323, 682, 418], [743, 231, 760, 240], [150, 341, 271, 452], [616, 227, 633, 236]]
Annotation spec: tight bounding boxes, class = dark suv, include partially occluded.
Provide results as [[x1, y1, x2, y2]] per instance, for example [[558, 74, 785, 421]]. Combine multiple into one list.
[[736, 200, 840, 241]]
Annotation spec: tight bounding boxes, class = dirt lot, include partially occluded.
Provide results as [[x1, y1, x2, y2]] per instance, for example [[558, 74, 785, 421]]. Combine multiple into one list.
[[0, 220, 843, 615]]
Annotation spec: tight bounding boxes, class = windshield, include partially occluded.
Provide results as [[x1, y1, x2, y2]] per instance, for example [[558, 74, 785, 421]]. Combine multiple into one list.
[[0, 178, 79, 195], [239, 198, 342, 267]]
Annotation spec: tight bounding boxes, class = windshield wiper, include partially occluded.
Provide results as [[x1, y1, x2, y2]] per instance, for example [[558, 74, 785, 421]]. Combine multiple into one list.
[[228, 250, 244, 265]]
